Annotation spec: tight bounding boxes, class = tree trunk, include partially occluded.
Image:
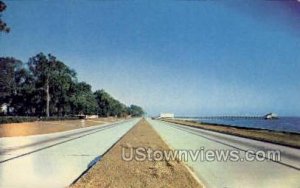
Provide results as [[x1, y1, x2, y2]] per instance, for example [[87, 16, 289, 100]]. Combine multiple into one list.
[[46, 78, 50, 117]]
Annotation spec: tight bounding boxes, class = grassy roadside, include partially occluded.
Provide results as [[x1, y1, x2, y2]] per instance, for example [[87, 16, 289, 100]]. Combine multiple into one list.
[[0, 117, 123, 137], [161, 119, 300, 149], [70, 119, 202, 188]]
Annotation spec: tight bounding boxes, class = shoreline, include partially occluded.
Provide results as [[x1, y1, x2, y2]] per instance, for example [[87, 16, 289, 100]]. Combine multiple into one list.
[[161, 118, 300, 149], [175, 116, 300, 134], [200, 121, 300, 135]]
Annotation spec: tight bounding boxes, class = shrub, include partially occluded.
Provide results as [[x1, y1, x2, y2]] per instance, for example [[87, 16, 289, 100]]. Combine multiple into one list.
[[0, 116, 79, 124]]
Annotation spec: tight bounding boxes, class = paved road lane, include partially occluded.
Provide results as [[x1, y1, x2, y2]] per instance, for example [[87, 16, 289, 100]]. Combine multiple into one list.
[[148, 119, 300, 188], [0, 118, 140, 188]]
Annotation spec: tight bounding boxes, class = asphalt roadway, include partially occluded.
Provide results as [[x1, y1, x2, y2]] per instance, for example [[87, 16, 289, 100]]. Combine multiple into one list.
[[147, 119, 300, 188], [0, 118, 140, 188], [1, 117, 299, 188]]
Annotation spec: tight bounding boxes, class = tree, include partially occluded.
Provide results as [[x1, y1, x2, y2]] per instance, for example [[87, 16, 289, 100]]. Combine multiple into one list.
[[94, 89, 127, 117], [70, 82, 98, 115], [28, 53, 76, 117], [1, 53, 145, 118], [94, 89, 113, 117], [28, 53, 52, 117], [94, 89, 139, 117], [128, 105, 144, 117], [50, 61, 76, 116], [0, 1, 10, 33], [0, 57, 23, 114], [10, 68, 35, 115]]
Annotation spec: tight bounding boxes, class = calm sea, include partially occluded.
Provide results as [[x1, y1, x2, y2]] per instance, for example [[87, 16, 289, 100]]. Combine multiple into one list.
[[190, 117, 300, 134]]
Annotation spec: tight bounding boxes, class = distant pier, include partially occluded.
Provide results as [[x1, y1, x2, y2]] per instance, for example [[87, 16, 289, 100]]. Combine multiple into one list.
[[177, 113, 279, 120], [194, 116, 265, 120]]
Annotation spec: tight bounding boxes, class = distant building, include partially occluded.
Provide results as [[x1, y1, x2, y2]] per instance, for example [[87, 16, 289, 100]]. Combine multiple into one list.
[[159, 113, 174, 118]]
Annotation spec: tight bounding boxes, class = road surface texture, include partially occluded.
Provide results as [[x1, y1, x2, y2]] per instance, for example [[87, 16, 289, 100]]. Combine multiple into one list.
[[148, 119, 300, 188], [71, 118, 202, 188], [0, 118, 140, 188]]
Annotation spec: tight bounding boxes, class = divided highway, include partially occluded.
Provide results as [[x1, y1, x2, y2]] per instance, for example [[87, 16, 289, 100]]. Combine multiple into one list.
[[148, 119, 300, 188], [1, 118, 299, 188], [0, 118, 140, 188]]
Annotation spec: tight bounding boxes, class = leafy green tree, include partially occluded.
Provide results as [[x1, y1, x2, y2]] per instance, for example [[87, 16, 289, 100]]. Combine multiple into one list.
[[94, 89, 126, 117], [70, 82, 97, 115], [128, 105, 144, 117], [50, 61, 77, 116], [0, 1, 10, 33], [0, 57, 23, 114], [94, 89, 140, 117], [94, 89, 113, 117], [10, 68, 36, 115], [28, 53, 76, 117], [109, 99, 127, 117], [1, 53, 145, 118], [28, 53, 54, 117]]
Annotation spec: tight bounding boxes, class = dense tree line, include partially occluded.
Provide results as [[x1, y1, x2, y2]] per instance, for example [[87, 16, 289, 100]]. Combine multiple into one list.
[[0, 53, 144, 117]]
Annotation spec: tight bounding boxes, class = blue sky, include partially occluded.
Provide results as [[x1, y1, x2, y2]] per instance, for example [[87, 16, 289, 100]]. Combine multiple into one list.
[[1, 0, 300, 116]]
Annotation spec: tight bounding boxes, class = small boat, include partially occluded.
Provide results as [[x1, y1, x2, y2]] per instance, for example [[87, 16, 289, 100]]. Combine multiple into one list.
[[264, 113, 279, 120]]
